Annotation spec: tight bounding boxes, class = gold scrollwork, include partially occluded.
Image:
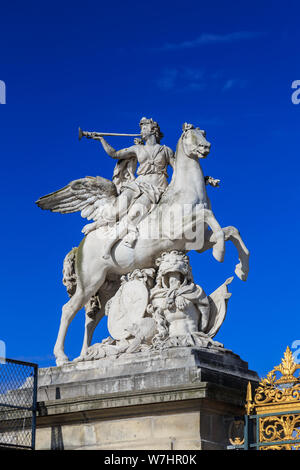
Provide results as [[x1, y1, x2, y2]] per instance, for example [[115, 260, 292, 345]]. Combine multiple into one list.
[[260, 444, 300, 450], [244, 347, 300, 451], [246, 347, 300, 411], [259, 414, 300, 443]]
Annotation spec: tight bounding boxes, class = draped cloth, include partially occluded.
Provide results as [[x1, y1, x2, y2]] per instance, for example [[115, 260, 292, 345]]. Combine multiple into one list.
[[112, 144, 173, 204], [150, 281, 210, 319]]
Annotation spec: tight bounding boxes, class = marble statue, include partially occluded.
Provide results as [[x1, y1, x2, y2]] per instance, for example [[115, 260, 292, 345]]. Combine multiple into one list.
[[84, 117, 175, 257], [82, 251, 233, 361], [36, 118, 249, 366]]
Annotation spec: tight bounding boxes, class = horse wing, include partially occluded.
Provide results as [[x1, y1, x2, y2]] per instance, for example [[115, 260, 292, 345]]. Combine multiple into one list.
[[36, 176, 117, 222]]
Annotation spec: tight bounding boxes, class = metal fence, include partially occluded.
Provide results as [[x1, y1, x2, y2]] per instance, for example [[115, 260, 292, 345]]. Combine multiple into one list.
[[0, 358, 38, 450], [228, 410, 300, 450], [228, 348, 300, 451]]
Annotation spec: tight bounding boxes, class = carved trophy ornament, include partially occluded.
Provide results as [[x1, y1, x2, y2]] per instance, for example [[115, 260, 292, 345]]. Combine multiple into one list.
[[36, 118, 250, 365]]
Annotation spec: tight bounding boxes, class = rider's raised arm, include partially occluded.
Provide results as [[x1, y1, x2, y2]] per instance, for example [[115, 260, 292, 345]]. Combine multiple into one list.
[[97, 136, 137, 160], [166, 146, 175, 169]]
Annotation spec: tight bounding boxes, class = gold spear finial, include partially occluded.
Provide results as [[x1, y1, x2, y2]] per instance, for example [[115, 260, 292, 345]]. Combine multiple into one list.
[[245, 381, 254, 415]]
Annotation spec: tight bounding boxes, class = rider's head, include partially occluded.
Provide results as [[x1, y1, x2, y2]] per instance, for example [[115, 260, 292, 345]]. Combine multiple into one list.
[[139, 117, 164, 143]]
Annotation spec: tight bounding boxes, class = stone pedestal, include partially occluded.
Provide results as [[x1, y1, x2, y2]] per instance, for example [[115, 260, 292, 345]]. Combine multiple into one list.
[[36, 347, 258, 450]]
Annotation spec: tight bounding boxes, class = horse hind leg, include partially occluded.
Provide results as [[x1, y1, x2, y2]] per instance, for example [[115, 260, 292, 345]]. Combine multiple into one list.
[[76, 277, 121, 361], [73, 295, 104, 362], [53, 286, 87, 366], [70, 266, 113, 361]]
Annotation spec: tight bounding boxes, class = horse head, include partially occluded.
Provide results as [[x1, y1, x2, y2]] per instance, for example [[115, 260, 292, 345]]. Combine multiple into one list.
[[180, 123, 211, 159]]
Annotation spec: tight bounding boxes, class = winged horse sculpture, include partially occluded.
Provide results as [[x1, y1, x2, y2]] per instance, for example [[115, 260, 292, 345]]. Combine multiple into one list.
[[36, 123, 249, 365]]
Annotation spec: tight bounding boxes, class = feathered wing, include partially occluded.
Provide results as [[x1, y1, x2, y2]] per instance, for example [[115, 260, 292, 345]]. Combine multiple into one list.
[[36, 176, 118, 224]]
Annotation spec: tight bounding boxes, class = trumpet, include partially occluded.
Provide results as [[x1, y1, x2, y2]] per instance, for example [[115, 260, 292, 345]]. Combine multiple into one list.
[[78, 127, 141, 141]]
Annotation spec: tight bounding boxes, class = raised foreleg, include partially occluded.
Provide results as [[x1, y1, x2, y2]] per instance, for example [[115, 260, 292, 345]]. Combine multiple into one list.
[[199, 225, 249, 281], [203, 209, 225, 263], [225, 226, 249, 281]]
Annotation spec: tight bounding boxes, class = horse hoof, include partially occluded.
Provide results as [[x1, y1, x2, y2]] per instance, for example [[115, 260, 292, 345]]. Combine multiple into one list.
[[212, 235, 225, 263], [55, 355, 70, 366], [72, 355, 84, 363], [212, 246, 224, 263], [235, 264, 248, 281]]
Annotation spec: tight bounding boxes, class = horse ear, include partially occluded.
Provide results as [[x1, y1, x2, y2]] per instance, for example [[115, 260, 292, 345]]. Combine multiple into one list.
[[195, 126, 206, 136], [182, 123, 194, 131]]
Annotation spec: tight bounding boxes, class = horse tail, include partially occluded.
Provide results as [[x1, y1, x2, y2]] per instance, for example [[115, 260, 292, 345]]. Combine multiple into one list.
[[62, 245, 102, 318], [62, 247, 78, 297]]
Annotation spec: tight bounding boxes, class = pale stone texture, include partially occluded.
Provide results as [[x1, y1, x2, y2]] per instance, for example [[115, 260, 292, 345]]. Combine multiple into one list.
[[36, 122, 250, 366], [36, 413, 213, 450], [81, 255, 233, 361], [34, 120, 254, 450], [36, 347, 258, 450]]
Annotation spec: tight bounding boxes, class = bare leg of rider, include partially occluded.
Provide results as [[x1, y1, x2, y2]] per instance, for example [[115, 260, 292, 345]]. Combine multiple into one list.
[[102, 194, 152, 259]]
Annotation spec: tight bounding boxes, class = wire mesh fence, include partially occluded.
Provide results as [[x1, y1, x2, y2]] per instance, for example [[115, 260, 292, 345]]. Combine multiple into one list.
[[0, 358, 38, 450]]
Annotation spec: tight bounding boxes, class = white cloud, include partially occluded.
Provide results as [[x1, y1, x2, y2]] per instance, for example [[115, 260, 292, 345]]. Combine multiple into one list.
[[156, 67, 248, 94], [161, 31, 265, 51], [156, 67, 205, 92], [156, 68, 179, 90], [223, 78, 247, 91]]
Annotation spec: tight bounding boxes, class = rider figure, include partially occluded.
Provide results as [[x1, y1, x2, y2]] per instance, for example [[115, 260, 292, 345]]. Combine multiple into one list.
[[94, 117, 174, 258]]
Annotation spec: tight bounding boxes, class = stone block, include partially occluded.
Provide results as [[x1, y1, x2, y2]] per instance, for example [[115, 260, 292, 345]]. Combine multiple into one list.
[[59, 423, 97, 448], [36, 347, 259, 450], [94, 417, 152, 444], [152, 412, 199, 439], [35, 427, 51, 450], [173, 439, 201, 450]]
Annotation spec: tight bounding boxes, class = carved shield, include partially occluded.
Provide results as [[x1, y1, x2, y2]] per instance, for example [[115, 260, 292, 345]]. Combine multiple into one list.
[[107, 280, 149, 340]]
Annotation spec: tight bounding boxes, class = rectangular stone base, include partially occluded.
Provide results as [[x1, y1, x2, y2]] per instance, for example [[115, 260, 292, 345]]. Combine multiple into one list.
[[36, 347, 258, 450]]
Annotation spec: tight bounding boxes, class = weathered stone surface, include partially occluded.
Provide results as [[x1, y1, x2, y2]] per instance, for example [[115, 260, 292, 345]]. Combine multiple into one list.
[[36, 347, 258, 450], [35, 115, 253, 450], [107, 279, 149, 340], [37, 347, 257, 402], [36, 121, 250, 367]]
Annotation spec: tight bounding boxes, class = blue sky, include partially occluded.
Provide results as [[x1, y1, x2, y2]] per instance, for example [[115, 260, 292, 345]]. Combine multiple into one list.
[[0, 0, 299, 379]]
